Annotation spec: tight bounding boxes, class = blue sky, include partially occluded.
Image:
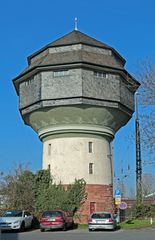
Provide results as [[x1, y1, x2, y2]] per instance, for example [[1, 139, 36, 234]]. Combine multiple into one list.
[[0, 0, 155, 194]]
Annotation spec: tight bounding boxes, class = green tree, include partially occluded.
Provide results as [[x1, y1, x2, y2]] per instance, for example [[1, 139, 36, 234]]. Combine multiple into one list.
[[0, 167, 87, 216], [34, 178, 87, 214], [132, 203, 155, 218], [66, 179, 87, 213], [34, 169, 51, 211]]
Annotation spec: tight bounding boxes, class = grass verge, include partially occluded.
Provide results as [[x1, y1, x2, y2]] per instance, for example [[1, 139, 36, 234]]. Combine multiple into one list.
[[77, 224, 88, 229], [119, 219, 155, 229], [77, 219, 155, 230]]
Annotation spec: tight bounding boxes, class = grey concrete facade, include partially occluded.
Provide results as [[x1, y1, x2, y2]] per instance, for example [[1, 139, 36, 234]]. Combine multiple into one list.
[[17, 65, 136, 134]]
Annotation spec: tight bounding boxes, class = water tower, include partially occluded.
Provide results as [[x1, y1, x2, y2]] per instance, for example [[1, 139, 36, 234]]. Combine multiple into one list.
[[13, 30, 139, 217]]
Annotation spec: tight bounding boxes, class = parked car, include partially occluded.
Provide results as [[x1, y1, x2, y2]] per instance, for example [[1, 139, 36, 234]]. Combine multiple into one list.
[[88, 211, 117, 231], [0, 210, 33, 231], [40, 210, 74, 232]]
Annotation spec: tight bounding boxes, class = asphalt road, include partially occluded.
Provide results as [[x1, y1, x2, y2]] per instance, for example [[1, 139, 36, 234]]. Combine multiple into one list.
[[1, 228, 155, 240]]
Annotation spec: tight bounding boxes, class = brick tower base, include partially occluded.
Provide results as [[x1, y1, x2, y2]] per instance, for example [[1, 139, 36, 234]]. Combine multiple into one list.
[[74, 184, 114, 224]]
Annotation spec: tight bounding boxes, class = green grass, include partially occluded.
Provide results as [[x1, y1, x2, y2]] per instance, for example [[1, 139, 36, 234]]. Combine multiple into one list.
[[119, 219, 155, 229], [77, 219, 155, 230], [77, 224, 88, 229]]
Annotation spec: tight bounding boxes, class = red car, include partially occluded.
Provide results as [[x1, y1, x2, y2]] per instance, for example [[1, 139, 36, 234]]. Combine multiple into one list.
[[40, 210, 74, 232]]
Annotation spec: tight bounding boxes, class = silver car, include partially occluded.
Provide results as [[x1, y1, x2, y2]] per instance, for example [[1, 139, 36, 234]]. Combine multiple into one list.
[[88, 211, 117, 231], [0, 210, 33, 231]]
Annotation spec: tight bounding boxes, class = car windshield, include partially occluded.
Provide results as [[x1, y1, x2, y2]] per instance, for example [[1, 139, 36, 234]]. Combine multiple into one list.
[[91, 213, 111, 219], [3, 210, 23, 217], [42, 211, 62, 218]]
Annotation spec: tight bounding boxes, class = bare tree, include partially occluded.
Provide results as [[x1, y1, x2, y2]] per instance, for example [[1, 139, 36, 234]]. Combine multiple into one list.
[[0, 165, 35, 211], [128, 187, 136, 199], [136, 59, 155, 164], [142, 173, 155, 196]]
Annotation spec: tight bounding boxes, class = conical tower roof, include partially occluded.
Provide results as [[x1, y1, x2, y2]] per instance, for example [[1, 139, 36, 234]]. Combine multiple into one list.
[[28, 30, 125, 63], [41, 30, 110, 48]]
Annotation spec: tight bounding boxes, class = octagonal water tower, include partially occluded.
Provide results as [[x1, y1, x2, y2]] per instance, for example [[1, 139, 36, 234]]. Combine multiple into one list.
[[13, 30, 139, 218]]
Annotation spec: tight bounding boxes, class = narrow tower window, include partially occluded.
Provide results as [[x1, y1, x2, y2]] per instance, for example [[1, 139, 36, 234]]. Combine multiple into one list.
[[89, 163, 94, 174], [88, 142, 93, 153], [25, 78, 33, 86], [94, 71, 106, 78], [48, 164, 51, 171], [48, 144, 51, 156], [53, 70, 68, 77]]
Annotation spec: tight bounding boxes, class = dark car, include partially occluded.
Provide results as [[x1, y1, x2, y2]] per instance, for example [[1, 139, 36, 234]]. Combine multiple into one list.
[[88, 211, 117, 231], [40, 210, 74, 232]]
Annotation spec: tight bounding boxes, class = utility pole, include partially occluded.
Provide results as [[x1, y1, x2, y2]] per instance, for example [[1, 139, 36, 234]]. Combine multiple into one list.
[[135, 92, 142, 204]]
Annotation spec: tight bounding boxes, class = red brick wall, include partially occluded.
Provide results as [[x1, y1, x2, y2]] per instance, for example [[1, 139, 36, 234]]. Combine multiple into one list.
[[75, 184, 114, 223], [124, 199, 155, 208]]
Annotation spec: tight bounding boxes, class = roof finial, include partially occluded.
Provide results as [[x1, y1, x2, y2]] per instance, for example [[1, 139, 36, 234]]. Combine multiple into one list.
[[74, 17, 78, 31]]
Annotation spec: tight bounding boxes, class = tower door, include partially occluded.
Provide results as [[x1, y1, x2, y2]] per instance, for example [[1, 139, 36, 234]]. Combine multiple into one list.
[[90, 202, 96, 214]]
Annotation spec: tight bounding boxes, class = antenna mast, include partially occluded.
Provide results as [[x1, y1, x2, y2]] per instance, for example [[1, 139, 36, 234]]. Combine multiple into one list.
[[74, 17, 78, 30], [135, 92, 142, 204]]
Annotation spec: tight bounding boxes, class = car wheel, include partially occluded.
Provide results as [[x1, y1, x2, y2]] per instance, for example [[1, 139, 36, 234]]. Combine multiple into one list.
[[63, 224, 67, 231], [40, 228, 45, 232], [31, 219, 35, 229], [20, 222, 25, 232], [112, 226, 117, 231], [89, 228, 92, 232], [71, 221, 74, 229]]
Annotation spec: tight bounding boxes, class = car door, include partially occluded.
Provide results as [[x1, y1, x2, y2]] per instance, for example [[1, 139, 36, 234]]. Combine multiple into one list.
[[65, 211, 73, 227], [23, 211, 33, 228]]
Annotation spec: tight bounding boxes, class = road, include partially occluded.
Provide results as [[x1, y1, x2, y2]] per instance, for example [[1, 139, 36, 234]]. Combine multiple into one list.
[[1, 228, 155, 240]]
